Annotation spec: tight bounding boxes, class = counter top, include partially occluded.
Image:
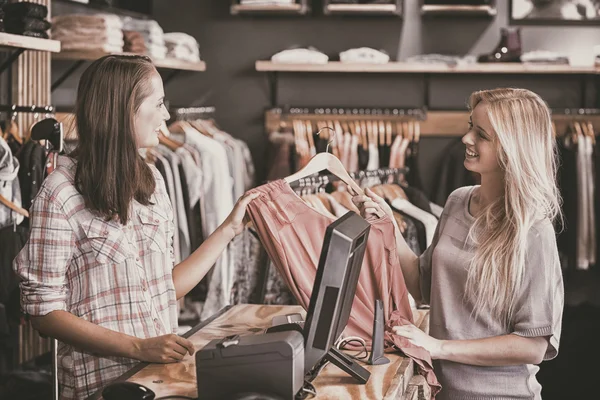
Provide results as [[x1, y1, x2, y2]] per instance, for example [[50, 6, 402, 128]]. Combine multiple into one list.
[[90, 304, 430, 399]]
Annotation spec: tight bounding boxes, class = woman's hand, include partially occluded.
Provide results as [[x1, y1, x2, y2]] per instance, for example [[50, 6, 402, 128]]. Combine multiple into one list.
[[133, 334, 195, 363], [222, 192, 260, 239], [352, 188, 393, 220], [393, 324, 444, 360]]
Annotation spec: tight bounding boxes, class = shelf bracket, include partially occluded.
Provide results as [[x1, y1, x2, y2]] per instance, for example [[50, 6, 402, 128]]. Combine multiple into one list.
[[268, 71, 279, 108], [52, 60, 86, 92], [0, 48, 25, 75]]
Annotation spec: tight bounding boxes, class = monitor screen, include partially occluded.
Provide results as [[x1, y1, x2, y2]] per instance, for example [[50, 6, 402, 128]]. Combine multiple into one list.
[[302, 211, 371, 374]]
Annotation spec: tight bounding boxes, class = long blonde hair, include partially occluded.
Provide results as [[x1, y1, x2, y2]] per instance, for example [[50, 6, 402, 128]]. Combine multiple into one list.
[[466, 88, 561, 328]]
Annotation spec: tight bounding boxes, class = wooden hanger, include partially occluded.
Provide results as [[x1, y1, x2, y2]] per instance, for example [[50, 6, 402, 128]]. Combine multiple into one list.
[[414, 121, 421, 143], [0, 194, 29, 218], [379, 121, 386, 147], [386, 121, 393, 146], [190, 119, 214, 138], [572, 121, 582, 144], [587, 121, 596, 145]]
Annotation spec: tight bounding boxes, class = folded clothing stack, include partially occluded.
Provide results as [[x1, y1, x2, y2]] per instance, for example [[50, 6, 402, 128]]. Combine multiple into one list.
[[52, 14, 123, 53], [521, 50, 569, 65], [122, 17, 166, 60], [239, 0, 295, 5], [329, 0, 395, 4], [163, 32, 200, 62], [2, 1, 51, 39], [123, 30, 146, 54], [340, 47, 389, 64], [271, 47, 328, 64]]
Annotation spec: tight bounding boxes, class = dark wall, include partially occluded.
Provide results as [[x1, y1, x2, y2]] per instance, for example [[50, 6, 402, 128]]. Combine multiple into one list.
[[52, 0, 600, 196]]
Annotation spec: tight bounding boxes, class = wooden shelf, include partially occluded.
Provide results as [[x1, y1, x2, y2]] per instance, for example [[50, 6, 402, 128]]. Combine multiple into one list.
[[421, 5, 496, 16], [256, 61, 600, 74], [230, 3, 308, 15], [54, 51, 206, 72], [325, 3, 400, 15], [0, 32, 61, 53]]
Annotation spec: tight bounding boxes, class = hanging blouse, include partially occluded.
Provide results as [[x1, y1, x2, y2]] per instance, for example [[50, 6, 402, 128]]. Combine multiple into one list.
[[246, 179, 440, 395]]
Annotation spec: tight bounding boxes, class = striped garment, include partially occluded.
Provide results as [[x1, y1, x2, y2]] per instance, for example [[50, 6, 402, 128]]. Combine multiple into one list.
[[13, 155, 178, 400]]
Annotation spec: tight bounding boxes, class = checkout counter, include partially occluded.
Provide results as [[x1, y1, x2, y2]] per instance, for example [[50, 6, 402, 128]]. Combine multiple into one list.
[[89, 304, 431, 400]]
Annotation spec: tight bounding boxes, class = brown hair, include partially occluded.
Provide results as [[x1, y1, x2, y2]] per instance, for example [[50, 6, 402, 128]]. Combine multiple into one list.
[[71, 55, 157, 224]]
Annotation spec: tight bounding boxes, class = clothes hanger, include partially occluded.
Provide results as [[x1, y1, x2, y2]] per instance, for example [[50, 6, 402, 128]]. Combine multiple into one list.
[[0, 194, 29, 218], [414, 121, 421, 143], [386, 121, 393, 147], [284, 126, 365, 197], [587, 121, 596, 145], [305, 120, 316, 156], [379, 120, 387, 147]]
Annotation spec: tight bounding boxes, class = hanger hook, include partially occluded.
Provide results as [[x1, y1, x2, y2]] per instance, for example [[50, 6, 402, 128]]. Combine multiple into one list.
[[315, 126, 336, 154]]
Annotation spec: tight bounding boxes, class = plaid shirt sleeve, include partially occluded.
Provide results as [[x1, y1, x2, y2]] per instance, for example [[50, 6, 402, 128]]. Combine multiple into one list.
[[13, 191, 75, 316]]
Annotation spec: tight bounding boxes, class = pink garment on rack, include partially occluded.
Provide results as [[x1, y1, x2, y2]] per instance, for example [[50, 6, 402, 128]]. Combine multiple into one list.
[[246, 180, 441, 397]]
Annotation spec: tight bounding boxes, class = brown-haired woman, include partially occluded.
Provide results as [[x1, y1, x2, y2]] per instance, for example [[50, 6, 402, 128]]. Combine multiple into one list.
[[13, 55, 259, 399]]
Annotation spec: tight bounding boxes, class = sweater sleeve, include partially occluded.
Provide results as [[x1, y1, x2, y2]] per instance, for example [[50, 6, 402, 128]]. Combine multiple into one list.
[[511, 221, 564, 361]]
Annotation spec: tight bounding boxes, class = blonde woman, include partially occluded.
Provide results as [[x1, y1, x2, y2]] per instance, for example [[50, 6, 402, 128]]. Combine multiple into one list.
[[353, 88, 564, 399]]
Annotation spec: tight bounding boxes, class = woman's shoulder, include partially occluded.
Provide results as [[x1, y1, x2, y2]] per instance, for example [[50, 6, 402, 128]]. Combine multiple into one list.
[[36, 156, 80, 209], [442, 186, 476, 215]]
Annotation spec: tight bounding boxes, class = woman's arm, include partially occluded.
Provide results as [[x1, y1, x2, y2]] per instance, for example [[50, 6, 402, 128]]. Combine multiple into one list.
[[171, 192, 259, 299], [353, 188, 422, 301], [393, 325, 548, 366], [32, 311, 195, 363]]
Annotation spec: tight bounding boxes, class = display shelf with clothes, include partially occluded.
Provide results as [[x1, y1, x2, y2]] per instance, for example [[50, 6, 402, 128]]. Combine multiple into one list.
[[246, 162, 442, 395], [142, 107, 261, 325], [264, 106, 426, 190]]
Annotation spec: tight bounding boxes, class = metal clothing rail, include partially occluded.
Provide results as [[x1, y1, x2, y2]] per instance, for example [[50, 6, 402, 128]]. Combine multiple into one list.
[[289, 167, 410, 188], [276, 106, 426, 120], [170, 106, 216, 121], [552, 108, 600, 116], [0, 104, 55, 113]]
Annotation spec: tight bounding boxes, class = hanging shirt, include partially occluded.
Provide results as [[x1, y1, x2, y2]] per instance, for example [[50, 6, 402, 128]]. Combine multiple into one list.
[[391, 198, 438, 246], [246, 179, 440, 395], [156, 146, 191, 261], [153, 152, 181, 264], [181, 124, 234, 320], [0, 137, 24, 229], [13, 156, 178, 400], [421, 186, 563, 400]]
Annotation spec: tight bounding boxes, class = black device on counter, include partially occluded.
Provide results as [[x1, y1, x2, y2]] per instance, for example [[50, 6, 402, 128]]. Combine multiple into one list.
[[195, 211, 371, 399], [267, 211, 372, 384], [196, 330, 304, 400]]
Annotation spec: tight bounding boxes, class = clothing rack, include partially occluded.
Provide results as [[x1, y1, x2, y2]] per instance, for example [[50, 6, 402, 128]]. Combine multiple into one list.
[[289, 167, 410, 189]]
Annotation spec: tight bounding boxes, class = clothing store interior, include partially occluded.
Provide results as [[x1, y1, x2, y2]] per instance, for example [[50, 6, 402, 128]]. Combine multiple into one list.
[[1, 0, 599, 399]]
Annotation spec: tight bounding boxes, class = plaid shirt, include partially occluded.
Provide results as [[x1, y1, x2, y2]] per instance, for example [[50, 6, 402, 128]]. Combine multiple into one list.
[[13, 156, 178, 400]]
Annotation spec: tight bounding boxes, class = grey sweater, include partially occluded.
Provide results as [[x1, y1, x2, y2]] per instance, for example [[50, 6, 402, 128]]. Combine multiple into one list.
[[420, 186, 564, 400]]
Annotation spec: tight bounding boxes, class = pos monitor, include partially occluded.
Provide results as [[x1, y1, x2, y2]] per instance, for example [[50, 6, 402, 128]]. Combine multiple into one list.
[[302, 211, 372, 384]]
